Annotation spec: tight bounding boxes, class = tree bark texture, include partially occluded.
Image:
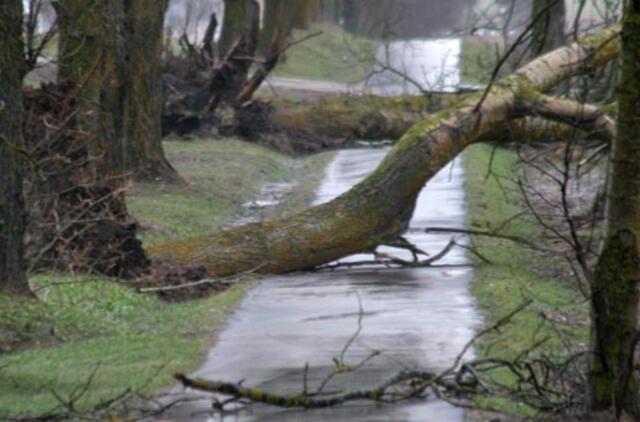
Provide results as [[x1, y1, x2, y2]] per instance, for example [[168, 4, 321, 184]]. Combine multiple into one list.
[[258, 0, 291, 56], [589, 1, 640, 416], [531, 0, 566, 57], [120, 0, 177, 181], [219, 0, 260, 58], [0, 0, 30, 295], [264, 94, 460, 140], [149, 26, 621, 279], [55, 0, 106, 168], [55, 0, 176, 181]]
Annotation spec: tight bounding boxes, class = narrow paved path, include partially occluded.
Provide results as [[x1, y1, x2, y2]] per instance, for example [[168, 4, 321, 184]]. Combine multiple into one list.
[[166, 148, 481, 421]]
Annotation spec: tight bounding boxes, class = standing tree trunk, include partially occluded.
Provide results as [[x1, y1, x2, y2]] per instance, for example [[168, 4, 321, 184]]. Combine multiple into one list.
[[219, 0, 253, 58], [291, 0, 320, 29], [208, 0, 259, 108], [258, 0, 291, 56], [343, 0, 359, 33], [55, 0, 107, 170], [531, 0, 566, 57], [0, 0, 30, 295], [588, 1, 640, 417], [55, 0, 177, 181], [120, 0, 177, 181]]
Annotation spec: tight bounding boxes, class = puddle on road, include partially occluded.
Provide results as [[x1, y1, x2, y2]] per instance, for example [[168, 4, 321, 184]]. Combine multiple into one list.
[[233, 181, 298, 226]]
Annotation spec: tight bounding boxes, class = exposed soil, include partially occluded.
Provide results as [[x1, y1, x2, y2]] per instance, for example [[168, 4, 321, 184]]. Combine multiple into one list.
[[134, 263, 230, 301]]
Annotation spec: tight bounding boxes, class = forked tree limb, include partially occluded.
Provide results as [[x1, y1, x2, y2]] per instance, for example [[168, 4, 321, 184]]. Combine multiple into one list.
[[174, 372, 416, 408], [149, 25, 621, 279], [235, 31, 323, 105], [514, 93, 616, 141]]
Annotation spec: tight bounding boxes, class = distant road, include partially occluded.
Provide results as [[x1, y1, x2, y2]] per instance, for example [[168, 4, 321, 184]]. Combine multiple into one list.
[[261, 37, 469, 101], [258, 76, 368, 100]]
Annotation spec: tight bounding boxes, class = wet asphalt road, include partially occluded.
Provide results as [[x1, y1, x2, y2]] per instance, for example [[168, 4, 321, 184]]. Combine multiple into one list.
[[165, 148, 481, 421]]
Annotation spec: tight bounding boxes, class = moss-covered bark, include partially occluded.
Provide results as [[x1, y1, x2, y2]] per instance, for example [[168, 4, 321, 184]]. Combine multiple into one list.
[[55, 0, 176, 181], [258, 0, 291, 56], [120, 0, 177, 181], [588, 2, 640, 416], [0, 0, 30, 295], [54, 0, 106, 163], [55, 0, 102, 84], [589, 232, 640, 415], [267, 94, 457, 140], [219, 0, 258, 58], [150, 26, 621, 278], [245, 93, 611, 147]]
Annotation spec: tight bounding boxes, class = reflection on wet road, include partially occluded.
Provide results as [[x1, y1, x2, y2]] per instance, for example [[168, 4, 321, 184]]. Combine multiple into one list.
[[166, 148, 481, 421]]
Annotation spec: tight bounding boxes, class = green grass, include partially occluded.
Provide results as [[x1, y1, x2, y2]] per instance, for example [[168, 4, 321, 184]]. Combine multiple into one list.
[[127, 138, 333, 246], [463, 144, 588, 417], [127, 138, 291, 245], [272, 23, 378, 84], [27, 23, 378, 87], [1, 137, 332, 418], [461, 36, 500, 85], [0, 275, 252, 417]]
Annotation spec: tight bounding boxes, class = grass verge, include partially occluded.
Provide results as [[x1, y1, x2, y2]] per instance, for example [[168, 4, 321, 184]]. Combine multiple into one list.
[[463, 144, 588, 418], [0, 276, 251, 417], [272, 23, 378, 84], [0, 137, 332, 417], [128, 138, 333, 246], [460, 36, 500, 86]]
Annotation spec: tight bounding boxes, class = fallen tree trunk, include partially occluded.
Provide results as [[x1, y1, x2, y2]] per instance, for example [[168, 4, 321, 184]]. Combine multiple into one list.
[[248, 93, 461, 140], [149, 26, 621, 278], [239, 93, 614, 153]]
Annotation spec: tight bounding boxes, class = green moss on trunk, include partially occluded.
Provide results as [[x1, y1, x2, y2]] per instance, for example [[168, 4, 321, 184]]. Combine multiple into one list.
[[258, 0, 291, 55], [120, 0, 177, 181], [0, 0, 30, 296], [590, 231, 640, 414], [588, 2, 640, 416], [55, 0, 176, 181], [219, 0, 254, 58]]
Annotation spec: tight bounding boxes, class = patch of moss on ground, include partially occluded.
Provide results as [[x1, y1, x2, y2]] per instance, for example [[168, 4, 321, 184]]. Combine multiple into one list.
[[272, 23, 378, 84], [463, 144, 588, 418]]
